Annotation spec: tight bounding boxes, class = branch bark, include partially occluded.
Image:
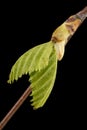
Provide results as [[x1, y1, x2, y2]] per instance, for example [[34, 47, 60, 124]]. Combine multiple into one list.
[[0, 86, 32, 130]]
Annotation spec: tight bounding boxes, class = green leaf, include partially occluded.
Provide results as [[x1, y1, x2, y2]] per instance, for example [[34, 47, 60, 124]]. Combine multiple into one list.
[[29, 49, 57, 109], [8, 41, 53, 84]]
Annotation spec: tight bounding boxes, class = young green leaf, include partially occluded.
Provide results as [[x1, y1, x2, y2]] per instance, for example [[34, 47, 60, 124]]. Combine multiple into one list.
[[29, 48, 57, 109], [8, 41, 53, 84]]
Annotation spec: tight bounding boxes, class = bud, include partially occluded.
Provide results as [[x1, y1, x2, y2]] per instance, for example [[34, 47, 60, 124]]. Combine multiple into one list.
[[51, 6, 87, 60]]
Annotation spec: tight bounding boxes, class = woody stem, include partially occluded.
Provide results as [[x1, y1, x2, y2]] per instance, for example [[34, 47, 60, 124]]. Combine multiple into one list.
[[0, 86, 32, 130]]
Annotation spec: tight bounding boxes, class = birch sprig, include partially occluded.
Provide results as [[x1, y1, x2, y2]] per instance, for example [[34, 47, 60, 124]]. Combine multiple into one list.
[[8, 6, 87, 109], [0, 6, 87, 130]]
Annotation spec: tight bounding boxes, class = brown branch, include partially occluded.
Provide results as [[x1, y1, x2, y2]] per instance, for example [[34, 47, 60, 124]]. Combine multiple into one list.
[[0, 86, 32, 130], [0, 6, 87, 130], [76, 6, 87, 22]]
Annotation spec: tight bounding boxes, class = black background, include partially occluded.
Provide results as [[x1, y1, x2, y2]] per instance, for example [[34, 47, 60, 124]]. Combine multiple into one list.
[[0, 0, 87, 129]]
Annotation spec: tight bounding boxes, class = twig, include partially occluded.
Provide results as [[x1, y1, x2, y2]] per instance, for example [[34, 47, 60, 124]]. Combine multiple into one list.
[[0, 5, 87, 130], [0, 86, 32, 130], [76, 6, 87, 22]]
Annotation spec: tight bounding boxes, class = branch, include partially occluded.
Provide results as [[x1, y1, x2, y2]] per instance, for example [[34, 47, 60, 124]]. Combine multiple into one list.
[[76, 6, 87, 22], [0, 86, 32, 130], [0, 6, 87, 130]]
